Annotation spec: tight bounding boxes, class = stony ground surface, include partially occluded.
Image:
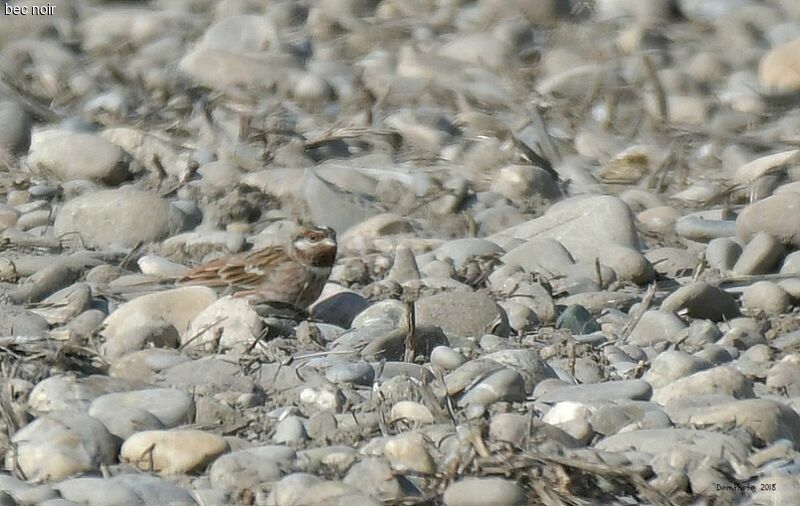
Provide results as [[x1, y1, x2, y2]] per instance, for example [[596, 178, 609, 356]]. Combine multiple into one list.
[[2, 0, 800, 505]]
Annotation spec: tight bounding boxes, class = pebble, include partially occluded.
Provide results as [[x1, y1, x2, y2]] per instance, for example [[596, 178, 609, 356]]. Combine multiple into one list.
[[430, 345, 468, 370], [383, 432, 436, 474], [705, 237, 742, 272], [183, 295, 263, 351], [555, 304, 600, 334], [627, 309, 687, 346], [9, 410, 118, 481], [442, 477, 526, 506], [120, 429, 229, 475], [386, 245, 420, 282], [652, 366, 754, 405], [102, 286, 217, 340], [390, 401, 436, 425], [758, 37, 800, 93], [273, 415, 308, 444], [28, 374, 142, 414], [597, 428, 748, 467], [432, 238, 505, 269], [667, 398, 800, 446], [102, 319, 181, 359], [732, 231, 785, 274], [643, 350, 713, 388], [27, 131, 130, 185], [660, 282, 740, 321], [55, 475, 195, 506], [416, 292, 510, 338], [54, 188, 186, 249], [737, 192, 800, 248], [88, 387, 194, 428], [343, 458, 405, 501], [535, 380, 652, 403], [208, 446, 291, 492], [267, 474, 380, 506], [741, 281, 791, 315]]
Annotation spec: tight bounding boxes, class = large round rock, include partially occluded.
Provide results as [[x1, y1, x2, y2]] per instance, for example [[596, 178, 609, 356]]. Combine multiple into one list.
[[54, 189, 186, 249]]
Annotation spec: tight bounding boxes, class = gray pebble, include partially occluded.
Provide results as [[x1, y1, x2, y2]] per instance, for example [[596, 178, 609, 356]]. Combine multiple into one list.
[[325, 361, 375, 385], [661, 282, 739, 321], [442, 477, 526, 506], [732, 232, 784, 274], [675, 216, 737, 242], [11, 410, 118, 481], [430, 345, 467, 370], [741, 281, 791, 315], [653, 366, 754, 405], [535, 379, 652, 403], [273, 415, 308, 444], [628, 309, 687, 346]]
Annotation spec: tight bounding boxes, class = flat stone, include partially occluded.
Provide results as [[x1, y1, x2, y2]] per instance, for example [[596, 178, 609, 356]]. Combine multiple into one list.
[[675, 216, 737, 242], [89, 388, 194, 429], [535, 380, 652, 403], [416, 292, 509, 338], [158, 355, 255, 395]]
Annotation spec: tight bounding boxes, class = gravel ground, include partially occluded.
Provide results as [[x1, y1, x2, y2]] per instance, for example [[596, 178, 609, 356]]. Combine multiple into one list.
[[2, 0, 800, 505]]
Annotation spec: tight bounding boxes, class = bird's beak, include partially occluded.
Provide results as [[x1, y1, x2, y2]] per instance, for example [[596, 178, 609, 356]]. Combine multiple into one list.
[[322, 238, 337, 248]]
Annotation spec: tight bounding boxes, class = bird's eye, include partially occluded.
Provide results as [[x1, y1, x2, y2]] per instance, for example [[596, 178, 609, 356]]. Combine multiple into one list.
[[307, 232, 320, 241]]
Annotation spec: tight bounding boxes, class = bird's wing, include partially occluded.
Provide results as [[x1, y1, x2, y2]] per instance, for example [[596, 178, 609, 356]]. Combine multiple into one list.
[[178, 246, 287, 289]]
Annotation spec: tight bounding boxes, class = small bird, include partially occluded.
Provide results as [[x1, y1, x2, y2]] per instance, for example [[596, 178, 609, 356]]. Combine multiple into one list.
[[176, 225, 337, 310]]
